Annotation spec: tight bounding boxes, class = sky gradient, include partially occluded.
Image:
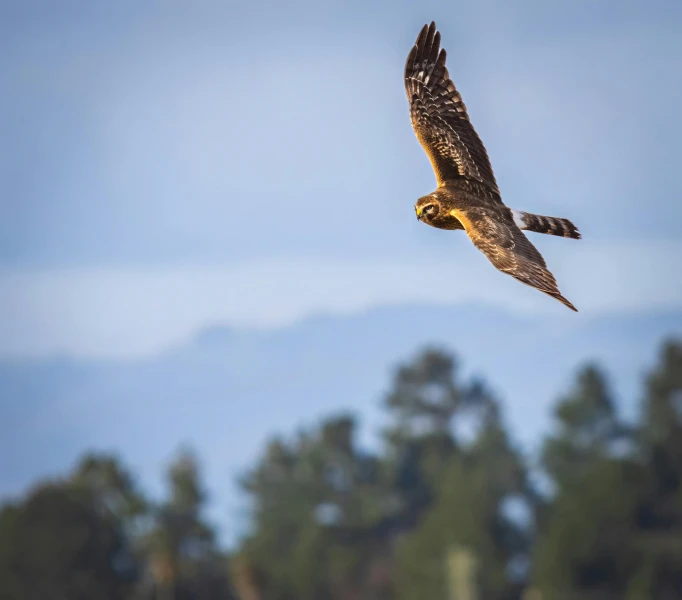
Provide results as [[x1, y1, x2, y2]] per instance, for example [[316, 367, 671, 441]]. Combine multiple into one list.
[[2, 0, 681, 358], [2, 0, 682, 546]]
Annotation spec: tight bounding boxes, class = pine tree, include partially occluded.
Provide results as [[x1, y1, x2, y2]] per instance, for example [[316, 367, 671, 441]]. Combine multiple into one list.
[[533, 364, 641, 598], [0, 482, 138, 600], [393, 374, 532, 600], [239, 414, 388, 599], [145, 447, 231, 600], [541, 365, 626, 485], [382, 348, 491, 529], [632, 339, 682, 598]]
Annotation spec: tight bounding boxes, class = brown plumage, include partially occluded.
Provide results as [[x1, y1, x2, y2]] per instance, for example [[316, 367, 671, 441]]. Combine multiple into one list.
[[405, 22, 581, 312]]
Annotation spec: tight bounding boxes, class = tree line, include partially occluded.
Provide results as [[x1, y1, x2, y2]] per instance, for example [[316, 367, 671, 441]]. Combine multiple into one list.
[[1, 338, 680, 600]]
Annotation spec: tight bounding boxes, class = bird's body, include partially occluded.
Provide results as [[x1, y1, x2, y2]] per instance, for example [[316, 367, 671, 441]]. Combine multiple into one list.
[[405, 22, 581, 311]]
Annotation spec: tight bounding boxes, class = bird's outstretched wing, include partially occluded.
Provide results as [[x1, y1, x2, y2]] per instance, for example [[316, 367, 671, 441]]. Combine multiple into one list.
[[405, 22, 500, 195], [452, 207, 578, 311]]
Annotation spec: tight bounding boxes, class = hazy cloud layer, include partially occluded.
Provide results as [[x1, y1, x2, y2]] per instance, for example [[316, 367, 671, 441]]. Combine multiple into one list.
[[2, 238, 681, 358]]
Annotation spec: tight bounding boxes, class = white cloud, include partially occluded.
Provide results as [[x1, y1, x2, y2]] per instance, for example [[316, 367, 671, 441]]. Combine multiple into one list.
[[1, 238, 680, 359]]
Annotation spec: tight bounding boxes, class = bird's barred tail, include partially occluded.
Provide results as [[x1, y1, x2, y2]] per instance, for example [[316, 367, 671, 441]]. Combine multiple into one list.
[[512, 210, 581, 239]]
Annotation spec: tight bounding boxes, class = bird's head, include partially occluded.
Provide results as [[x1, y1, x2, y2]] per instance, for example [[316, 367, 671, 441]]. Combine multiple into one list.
[[415, 195, 441, 224]]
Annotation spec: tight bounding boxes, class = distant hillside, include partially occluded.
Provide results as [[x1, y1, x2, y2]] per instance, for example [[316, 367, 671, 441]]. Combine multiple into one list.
[[1, 303, 680, 541]]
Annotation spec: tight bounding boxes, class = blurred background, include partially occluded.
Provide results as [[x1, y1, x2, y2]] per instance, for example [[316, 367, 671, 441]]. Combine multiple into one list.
[[1, 0, 681, 598]]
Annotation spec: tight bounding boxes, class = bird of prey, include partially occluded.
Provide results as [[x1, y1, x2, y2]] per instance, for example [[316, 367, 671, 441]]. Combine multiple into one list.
[[405, 22, 581, 311]]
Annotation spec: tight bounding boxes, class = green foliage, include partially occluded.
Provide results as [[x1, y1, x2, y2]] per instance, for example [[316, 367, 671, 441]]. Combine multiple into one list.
[[1, 337, 680, 599], [533, 338, 682, 599], [71, 452, 148, 522], [382, 349, 492, 525], [236, 348, 536, 599], [238, 413, 390, 599], [541, 365, 625, 485], [395, 401, 531, 600], [0, 449, 236, 600], [0, 482, 138, 600], [142, 447, 232, 600], [532, 459, 642, 598], [634, 340, 682, 598], [642, 340, 682, 443]]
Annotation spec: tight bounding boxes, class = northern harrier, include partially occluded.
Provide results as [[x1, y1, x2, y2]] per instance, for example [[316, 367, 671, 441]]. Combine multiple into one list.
[[405, 22, 580, 311]]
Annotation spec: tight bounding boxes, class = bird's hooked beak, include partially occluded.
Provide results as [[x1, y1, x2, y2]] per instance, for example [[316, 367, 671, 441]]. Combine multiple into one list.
[[415, 206, 422, 221]]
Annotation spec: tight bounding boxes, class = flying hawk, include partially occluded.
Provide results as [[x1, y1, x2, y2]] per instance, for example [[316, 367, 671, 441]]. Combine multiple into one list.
[[405, 22, 580, 311]]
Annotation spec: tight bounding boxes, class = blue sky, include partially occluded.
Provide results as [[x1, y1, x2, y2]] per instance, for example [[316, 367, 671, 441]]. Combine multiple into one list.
[[1, 0, 682, 358], [2, 0, 682, 546]]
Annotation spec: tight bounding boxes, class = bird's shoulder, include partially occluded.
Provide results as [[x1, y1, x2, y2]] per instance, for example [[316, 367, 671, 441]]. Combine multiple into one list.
[[438, 180, 505, 211]]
